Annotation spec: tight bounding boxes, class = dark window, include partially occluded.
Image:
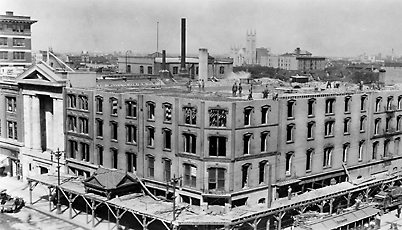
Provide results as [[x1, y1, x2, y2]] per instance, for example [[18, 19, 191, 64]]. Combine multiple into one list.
[[375, 97, 382, 112], [184, 106, 197, 125], [140, 66, 144, 74], [68, 140, 77, 159], [307, 99, 315, 116], [13, 52, 24, 60], [361, 95, 367, 111], [148, 156, 155, 177], [147, 102, 155, 120], [96, 119, 103, 137], [372, 142, 378, 160], [209, 136, 226, 156], [184, 164, 197, 187], [374, 118, 381, 135], [173, 66, 178, 74], [244, 107, 252, 126], [219, 66, 224, 74], [285, 152, 292, 176], [344, 118, 351, 134], [164, 159, 171, 182], [81, 143, 90, 162], [286, 124, 295, 142], [183, 133, 196, 154], [360, 116, 366, 132], [147, 126, 155, 147], [208, 168, 225, 191], [163, 128, 172, 150], [126, 101, 137, 118], [345, 96, 351, 113], [343, 144, 349, 163], [147, 66, 152, 74], [261, 106, 269, 124], [241, 164, 251, 188], [259, 161, 267, 184], [243, 134, 252, 155], [97, 145, 103, 166], [287, 100, 295, 118], [95, 96, 103, 113], [0, 37, 7, 46], [12, 38, 25, 47], [126, 152, 136, 172], [110, 121, 118, 140], [323, 147, 333, 167], [111, 148, 118, 169], [359, 141, 365, 160]]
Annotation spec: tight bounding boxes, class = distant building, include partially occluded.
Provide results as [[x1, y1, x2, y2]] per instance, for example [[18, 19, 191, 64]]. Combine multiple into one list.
[[230, 31, 260, 66], [0, 11, 37, 67]]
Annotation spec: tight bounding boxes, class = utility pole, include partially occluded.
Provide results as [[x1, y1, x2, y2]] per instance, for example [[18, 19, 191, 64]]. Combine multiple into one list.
[[171, 175, 182, 221], [51, 148, 64, 214]]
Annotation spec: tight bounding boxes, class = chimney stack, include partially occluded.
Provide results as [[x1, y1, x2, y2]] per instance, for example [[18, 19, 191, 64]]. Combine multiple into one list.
[[180, 18, 187, 76], [199, 48, 208, 81], [162, 50, 166, 71]]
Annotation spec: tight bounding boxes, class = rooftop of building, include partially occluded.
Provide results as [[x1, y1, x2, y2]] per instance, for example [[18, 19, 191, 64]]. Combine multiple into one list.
[[0, 11, 37, 24], [80, 74, 402, 101]]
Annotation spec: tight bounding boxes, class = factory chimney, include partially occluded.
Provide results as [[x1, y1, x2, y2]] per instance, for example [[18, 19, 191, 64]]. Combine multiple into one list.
[[199, 48, 208, 81], [162, 50, 166, 71], [180, 18, 188, 76]]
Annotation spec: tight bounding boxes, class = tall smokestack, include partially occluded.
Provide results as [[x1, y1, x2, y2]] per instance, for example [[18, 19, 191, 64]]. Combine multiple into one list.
[[199, 48, 208, 81], [162, 50, 166, 71], [180, 18, 187, 75]]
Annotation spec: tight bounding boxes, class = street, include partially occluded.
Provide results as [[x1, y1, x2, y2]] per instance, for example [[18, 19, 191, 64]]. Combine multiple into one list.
[[0, 207, 84, 230]]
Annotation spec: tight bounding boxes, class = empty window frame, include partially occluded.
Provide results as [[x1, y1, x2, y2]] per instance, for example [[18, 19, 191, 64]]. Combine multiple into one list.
[[7, 121, 17, 140], [126, 124, 137, 144], [375, 97, 382, 112], [147, 155, 155, 177], [372, 141, 379, 160], [398, 96, 402, 110], [361, 95, 367, 111], [241, 164, 251, 188], [261, 105, 270, 124], [344, 96, 351, 113], [208, 168, 225, 191], [163, 159, 171, 182], [344, 117, 351, 134], [163, 103, 172, 122], [307, 121, 315, 140], [307, 98, 315, 116], [67, 94, 76, 108], [398, 116, 402, 131], [6, 97, 16, 112], [96, 145, 103, 166], [78, 117, 89, 134], [343, 143, 349, 163], [183, 106, 197, 125], [147, 126, 155, 147], [258, 161, 268, 184], [374, 118, 381, 135], [209, 108, 228, 127], [285, 152, 293, 176], [323, 147, 333, 168], [385, 117, 392, 132], [184, 164, 197, 187], [95, 119, 103, 137], [260, 131, 269, 152], [78, 95, 88, 110], [325, 120, 335, 137], [387, 96, 394, 111], [67, 115, 77, 132], [68, 140, 78, 159], [209, 136, 226, 157], [147, 101, 156, 121], [384, 139, 390, 157], [325, 98, 335, 114], [243, 133, 252, 155], [183, 133, 196, 154], [126, 152, 137, 172], [306, 149, 314, 172], [81, 142, 90, 162], [147, 66, 153, 74], [110, 98, 118, 115], [360, 116, 366, 132], [359, 140, 365, 161]]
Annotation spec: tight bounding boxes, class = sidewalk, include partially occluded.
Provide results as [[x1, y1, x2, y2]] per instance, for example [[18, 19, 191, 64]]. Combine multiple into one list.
[[0, 176, 113, 230]]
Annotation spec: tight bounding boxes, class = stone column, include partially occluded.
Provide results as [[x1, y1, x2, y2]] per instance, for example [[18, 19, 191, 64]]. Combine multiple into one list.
[[53, 98, 64, 151], [23, 95, 32, 148], [46, 99, 53, 151], [31, 96, 41, 150]]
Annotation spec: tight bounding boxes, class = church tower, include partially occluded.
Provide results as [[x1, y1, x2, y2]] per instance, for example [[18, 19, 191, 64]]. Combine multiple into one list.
[[246, 30, 256, 65]]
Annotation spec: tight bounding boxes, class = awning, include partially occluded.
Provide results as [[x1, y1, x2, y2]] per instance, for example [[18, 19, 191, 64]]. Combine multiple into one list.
[[299, 171, 345, 185], [308, 207, 380, 230], [0, 154, 9, 167], [275, 178, 301, 187]]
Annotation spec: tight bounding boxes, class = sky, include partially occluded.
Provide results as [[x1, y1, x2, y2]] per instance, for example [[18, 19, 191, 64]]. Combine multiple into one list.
[[2, 0, 402, 58]]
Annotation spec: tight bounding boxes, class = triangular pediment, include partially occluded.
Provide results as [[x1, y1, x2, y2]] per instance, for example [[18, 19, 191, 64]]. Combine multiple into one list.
[[16, 62, 66, 84]]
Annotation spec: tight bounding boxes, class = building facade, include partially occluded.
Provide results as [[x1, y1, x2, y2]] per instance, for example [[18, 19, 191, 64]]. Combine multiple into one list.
[[0, 11, 37, 67], [62, 79, 402, 209]]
